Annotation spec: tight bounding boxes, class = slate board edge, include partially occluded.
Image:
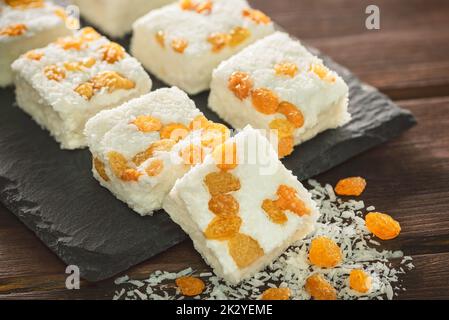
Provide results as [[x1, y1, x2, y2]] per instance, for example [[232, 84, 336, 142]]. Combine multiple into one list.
[[0, 175, 187, 282]]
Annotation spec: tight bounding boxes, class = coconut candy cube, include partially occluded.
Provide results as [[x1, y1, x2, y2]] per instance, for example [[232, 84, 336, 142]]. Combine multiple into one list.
[[12, 27, 152, 149], [0, 0, 74, 87], [209, 32, 350, 158], [131, 0, 275, 94], [163, 126, 320, 284], [85, 87, 232, 216]]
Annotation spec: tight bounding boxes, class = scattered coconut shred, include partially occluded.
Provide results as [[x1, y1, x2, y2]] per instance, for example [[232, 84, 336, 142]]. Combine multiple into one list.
[[112, 180, 414, 300]]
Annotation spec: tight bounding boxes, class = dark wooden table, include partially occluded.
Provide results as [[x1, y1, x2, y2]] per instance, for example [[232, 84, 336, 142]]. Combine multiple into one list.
[[1, 0, 449, 300]]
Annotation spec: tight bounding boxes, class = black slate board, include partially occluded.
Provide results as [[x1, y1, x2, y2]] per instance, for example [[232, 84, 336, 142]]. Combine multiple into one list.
[[0, 35, 416, 282]]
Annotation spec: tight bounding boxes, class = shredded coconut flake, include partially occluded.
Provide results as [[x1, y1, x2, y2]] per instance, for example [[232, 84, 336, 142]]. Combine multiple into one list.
[[113, 180, 412, 300]]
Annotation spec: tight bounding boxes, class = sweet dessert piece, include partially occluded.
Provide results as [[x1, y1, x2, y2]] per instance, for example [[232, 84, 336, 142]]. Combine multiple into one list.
[[72, 0, 175, 38], [0, 0, 74, 87], [163, 126, 320, 284], [131, 0, 275, 94], [209, 32, 351, 158], [11, 27, 152, 149], [85, 87, 231, 216]]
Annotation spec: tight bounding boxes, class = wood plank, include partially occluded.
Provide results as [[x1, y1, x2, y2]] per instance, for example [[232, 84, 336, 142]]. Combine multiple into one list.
[[250, 0, 449, 99], [2, 248, 448, 300], [1, 96, 449, 299], [399, 253, 449, 300]]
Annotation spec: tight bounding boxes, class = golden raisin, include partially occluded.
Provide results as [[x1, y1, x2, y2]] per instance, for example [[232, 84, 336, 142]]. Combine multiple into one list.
[[251, 88, 279, 115], [209, 194, 239, 216], [189, 115, 210, 131], [349, 269, 372, 294], [155, 31, 165, 48], [228, 233, 264, 269], [276, 185, 310, 216], [74, 82, 94, 100], [204, 171, 241, 196], [274, 62, 298, 77], [0, 23, 27, 37], [262, 199, 288, 225], [201, 123, 230, 149], [172, 38, 188, 53], [54, 8, 67, 20], [64, 57, 96, 72], [179, 0, 195, 10], [228, 71, 253, 100], [269, 119, 295, 139], [277, 137, 294, 159], [204, 215, 242, 241], [145, 159, 164, 177], [180, 0, 212, 14], [212, 142, 238, 171], [150, 139, 177, 153], [229, 26, 251, 47], [335, 177, 367, 196], [180, 144, 205, 165], [100, 42, 125, 64], [93, 157, 109, 182], [365, 212, 401, 240], [131, 115, 162, 133], [261, 288, 291, 300], [44, 65, 66, 82], [305, 274, 337, 300], [5, 0, 44, 9], [176, 276, 205, 297], [207, 123, 229, 135], [278, 101, 304, 128], [207, 32, 230, 52], [310, 63, 336, 83], [57, 36, 84, 51], [132, 139, 176, 166], [25, 50, 43, 61], [160, 123, 189, 142], [79, 27, 101, 42], [309, 236, 342, 268], [108, 151, 129, 179], [195, 0, 212, 14], [91, 71, 135, 93], [100, 152, 141, 182], [121, 168, 142, 182], [242, 8, 271, 24]]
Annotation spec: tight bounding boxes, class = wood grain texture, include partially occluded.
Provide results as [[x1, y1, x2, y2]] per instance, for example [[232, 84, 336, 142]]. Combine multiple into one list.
[[249, 0, 449, 100], [1, 0, 449, 300]]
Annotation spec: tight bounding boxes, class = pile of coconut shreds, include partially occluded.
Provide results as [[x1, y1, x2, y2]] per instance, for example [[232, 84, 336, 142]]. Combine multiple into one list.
[[112, 180, 414, 300]]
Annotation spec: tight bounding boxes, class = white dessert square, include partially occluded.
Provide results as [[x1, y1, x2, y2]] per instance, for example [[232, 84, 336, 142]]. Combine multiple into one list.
[[85, 87, 231, 216], [131, 0, 275, 94], [12, 27, 152, 149], [72, 0, 175, 38], [0, 0, 74, 87], [209, 32, 351, 158], [163, 126, 320, 284]]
